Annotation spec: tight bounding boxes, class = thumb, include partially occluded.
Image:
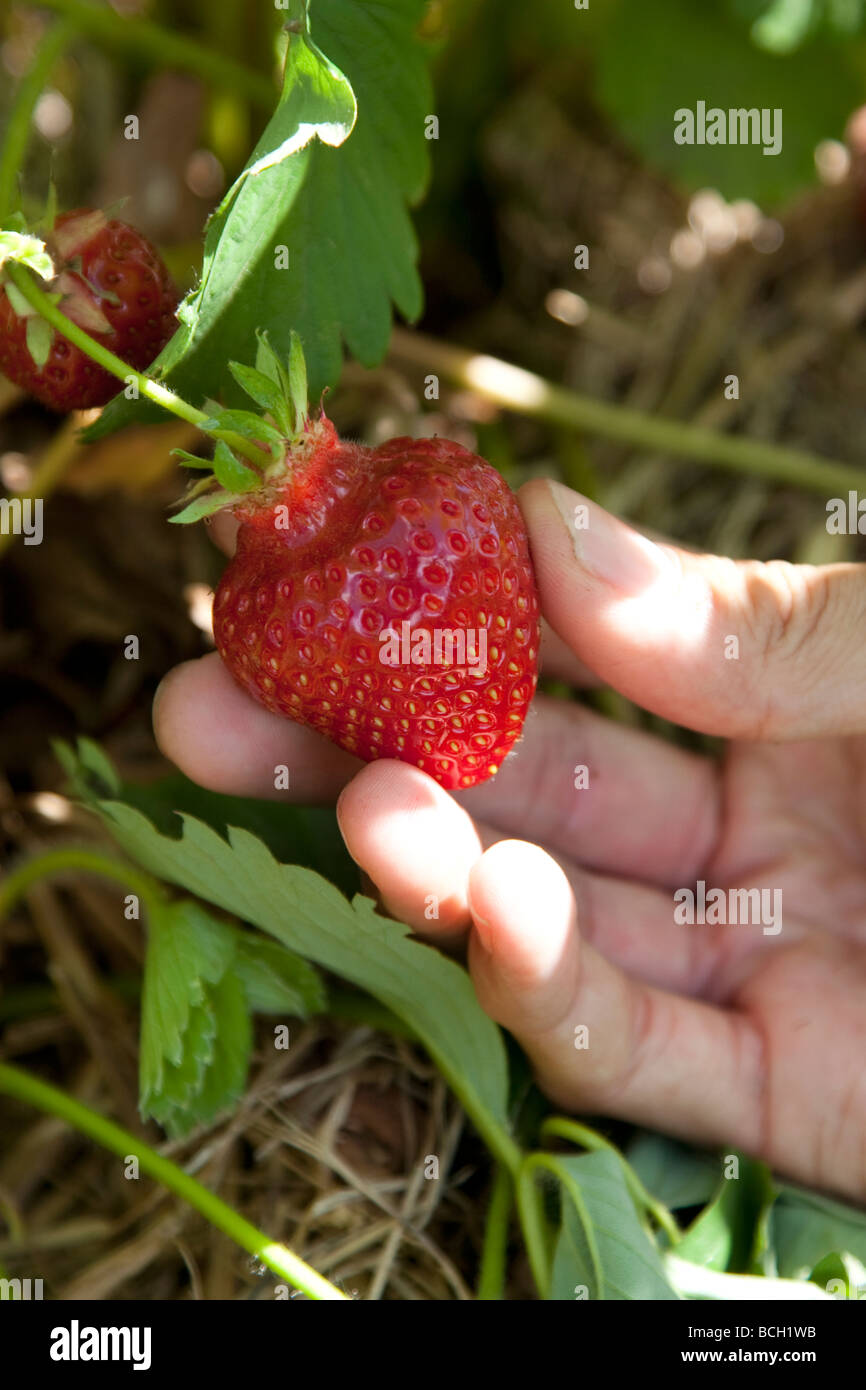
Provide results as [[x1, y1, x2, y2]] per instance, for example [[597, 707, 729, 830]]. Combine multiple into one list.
[[519, 478, 866, 740]]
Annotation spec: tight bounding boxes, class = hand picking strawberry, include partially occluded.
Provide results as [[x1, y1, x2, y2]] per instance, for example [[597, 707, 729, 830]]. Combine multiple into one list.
[[158, 480, 866, 1206]]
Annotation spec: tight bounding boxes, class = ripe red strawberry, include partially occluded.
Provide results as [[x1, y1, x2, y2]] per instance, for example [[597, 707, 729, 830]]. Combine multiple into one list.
[[210, 415, 540, 789], [0, 208, 177, 412]]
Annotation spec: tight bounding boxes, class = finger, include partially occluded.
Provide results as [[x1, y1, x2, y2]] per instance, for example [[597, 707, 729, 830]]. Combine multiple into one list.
[[336, 760, 482, 941], [155, 650, 721, 890], [466, 840, 765, 1151], [153, 652, 359, 800], [456, 692, 720, 886], [520, 478, 866, 740], [538, 621, 599, 687], [205, 497, 596, 689], [335, 760, 753, 997]]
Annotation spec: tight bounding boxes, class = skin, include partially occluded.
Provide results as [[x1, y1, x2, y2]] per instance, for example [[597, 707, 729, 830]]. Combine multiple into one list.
[[154, 480, 866, 1202]]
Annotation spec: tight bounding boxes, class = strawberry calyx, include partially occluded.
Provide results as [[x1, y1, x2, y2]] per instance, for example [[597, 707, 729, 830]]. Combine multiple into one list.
[[51, 208, 108, 260], [0, 223, 61, 369], [169, 329, 316, 525], [1, 209, 117, 367]]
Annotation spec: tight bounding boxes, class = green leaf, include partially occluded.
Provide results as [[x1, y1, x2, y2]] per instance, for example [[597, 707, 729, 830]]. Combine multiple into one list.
[[127, 780, 358, 897], [770, 1183, 866, 1278], [808, 1250, 866, 1300], [85, 0, 432, 437], [193, 971, 252, 1118], [146, 990, 218, 1129], [201, 410, 285, 448], [228, 361, 294, 435], [140, 900, 234, 1083], [592, 0, 861, 204], [53, 735, 121, 797], [62, 749, 359, 896], [3, 282, 34, 318], [169, 490, 245, 524], [171, 449, 214, 470], [677, 1154, 776, 1272], [140, 899, 252, 1136], [255, 329, 291, 393], [549, 1151, 679, 1301], [80, 793, 512, 1146], [624, 1132, 721, 1211], [286, 330, 309, 430], [25, 316, 52, 368], [233, 932, 326, 1016], [211, 440, 260, 494]]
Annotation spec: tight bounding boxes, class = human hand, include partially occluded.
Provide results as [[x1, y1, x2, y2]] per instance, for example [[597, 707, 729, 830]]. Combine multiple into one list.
[[154, 481, 866, 1202]]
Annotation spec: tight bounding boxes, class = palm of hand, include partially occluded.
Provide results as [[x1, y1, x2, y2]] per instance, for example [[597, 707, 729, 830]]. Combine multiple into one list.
[[694, 737, 866, 1197]]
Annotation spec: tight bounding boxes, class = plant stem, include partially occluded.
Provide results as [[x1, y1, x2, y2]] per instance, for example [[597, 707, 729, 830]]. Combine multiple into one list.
[[0, 19, 76, 222], [424, 1043, 522, 1177], [35, 0, 275, 108], [665, 1253, 832, 1301], [476, 1163, 511, 1300], [541, 1116, 681, 1247], [515, 1151, 602, 1299], [3, 262, 271, 469], [0, 846, 166, 923], [517, 1145, 606, 1295], [514, 1156, 553, 1297], [0, 1062, 346, 1300], [390, 327, 866, 498]]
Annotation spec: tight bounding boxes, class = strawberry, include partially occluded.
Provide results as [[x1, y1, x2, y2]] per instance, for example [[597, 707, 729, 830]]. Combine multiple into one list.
[[0, 208, 177, 412], [175, 335, 540, 790]]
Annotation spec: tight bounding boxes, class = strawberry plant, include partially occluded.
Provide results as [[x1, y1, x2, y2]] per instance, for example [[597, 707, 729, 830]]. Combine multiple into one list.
[[4, 0, 866, 1313]]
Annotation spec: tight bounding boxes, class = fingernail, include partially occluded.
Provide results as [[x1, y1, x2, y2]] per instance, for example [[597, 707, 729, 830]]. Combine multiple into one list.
[[472, 908, 494, 953], [547, 480, 672, 593]]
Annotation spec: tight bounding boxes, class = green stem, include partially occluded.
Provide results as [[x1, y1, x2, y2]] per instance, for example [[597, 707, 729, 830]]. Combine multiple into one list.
[[0, 1062, 346, 1300], [426, 1045, 522, 1177], [3, 262, 270, 469], [541, 1116, 681, 1247], [390, 328, 866, 497], [515, 1152, 603, 1299], [0, 19, 76, 222], [514, 1156, 552, 1297], [0, 846, 166, 922], [35, 0, 274, 108], [476, 1163, 512, 1300]]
